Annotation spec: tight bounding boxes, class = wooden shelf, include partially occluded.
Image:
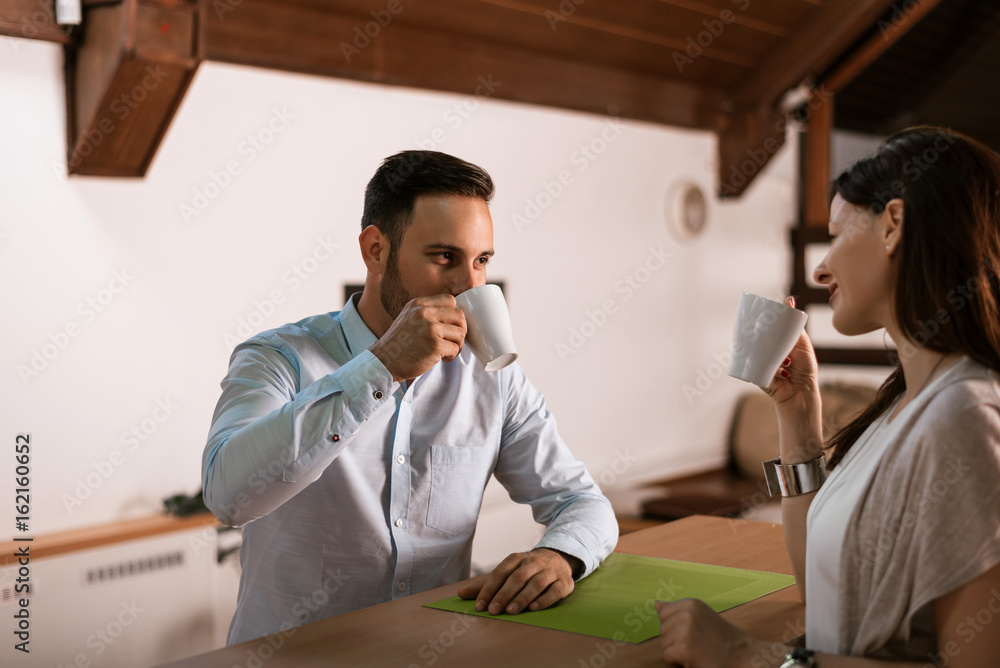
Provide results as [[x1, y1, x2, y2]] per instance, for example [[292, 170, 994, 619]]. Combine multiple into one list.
[[1, 512, 219, 566]]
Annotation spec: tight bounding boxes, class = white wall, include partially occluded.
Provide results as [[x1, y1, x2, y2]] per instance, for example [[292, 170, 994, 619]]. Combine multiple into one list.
[[2, 39, 799, 548]]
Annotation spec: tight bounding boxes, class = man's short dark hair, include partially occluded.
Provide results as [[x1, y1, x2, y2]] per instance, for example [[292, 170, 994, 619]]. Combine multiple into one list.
[[361, 150, 495, 249]]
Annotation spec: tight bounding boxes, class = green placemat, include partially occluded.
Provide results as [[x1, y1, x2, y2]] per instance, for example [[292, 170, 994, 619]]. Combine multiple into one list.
[[424, 552, 795, 643]]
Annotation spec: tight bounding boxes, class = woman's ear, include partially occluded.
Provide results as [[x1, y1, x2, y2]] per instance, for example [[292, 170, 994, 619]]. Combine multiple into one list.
[[882, 198, 904, 256], [359, 225, 389, 274]]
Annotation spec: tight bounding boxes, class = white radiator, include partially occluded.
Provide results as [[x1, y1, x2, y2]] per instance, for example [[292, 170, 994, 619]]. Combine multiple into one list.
[[0, 524, 239, 667]]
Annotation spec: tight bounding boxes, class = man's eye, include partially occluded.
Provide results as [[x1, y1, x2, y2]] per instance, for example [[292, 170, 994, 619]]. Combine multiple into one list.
[[477, 257, 490, 266], [438, 252, 453, 261]]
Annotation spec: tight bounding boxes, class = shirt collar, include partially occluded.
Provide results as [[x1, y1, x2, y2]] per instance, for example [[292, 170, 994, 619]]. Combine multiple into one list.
[[338, 292, 379, 357]]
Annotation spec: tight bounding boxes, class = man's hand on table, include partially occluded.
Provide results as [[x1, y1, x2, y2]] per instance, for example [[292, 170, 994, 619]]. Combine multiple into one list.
[[457, 548, 582, 615]]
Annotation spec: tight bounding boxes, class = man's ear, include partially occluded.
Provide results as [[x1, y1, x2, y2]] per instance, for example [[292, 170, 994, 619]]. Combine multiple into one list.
[[882, 198, 904, 257], [359, 225, 390, 274]]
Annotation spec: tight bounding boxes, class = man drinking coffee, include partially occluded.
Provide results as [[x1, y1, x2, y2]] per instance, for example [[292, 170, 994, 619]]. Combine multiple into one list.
[[202, 150, 618, 644]]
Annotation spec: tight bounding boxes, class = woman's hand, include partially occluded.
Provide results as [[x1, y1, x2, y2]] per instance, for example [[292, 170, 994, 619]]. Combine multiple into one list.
[[657, 599, 778, 668], [765, 297, 821, 412]]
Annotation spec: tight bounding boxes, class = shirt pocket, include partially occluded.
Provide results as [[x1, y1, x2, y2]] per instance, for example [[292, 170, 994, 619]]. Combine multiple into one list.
[[426, 445, 495, 536]]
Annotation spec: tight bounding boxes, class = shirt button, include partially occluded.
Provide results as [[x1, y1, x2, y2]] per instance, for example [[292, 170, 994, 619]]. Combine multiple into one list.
[[396, 454, 405, 464], [373, 390, 384, 400], [398, 581, 406, 591], [330, 434, 340, 442], [394, 518, 403, 527]]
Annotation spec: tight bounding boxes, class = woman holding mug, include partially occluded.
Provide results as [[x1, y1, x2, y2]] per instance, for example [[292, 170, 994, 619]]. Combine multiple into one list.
[[658, 127, 1000, 667]]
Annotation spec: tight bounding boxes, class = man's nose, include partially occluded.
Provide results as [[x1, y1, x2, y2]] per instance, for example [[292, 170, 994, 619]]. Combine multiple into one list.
[[450, 264, 483, 295]]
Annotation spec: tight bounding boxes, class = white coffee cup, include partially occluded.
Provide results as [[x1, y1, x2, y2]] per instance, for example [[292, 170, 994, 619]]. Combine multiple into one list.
[[727, 293, 808, 388], [455, 284, 518, 372]]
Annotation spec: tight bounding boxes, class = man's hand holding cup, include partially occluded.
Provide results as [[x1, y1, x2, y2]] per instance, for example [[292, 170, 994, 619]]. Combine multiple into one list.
[[370, 295, 467, 382], [371, 285, 519, 381]]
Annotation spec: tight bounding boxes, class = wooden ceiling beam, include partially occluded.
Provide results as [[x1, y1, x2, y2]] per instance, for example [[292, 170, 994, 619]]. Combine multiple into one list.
[[731, 0, 898, 108], [202, 0, 725, 132], [65, 0, 201, 176], [9, 0, 939, 192], [1, 0, 74, 44], [822, 0, 946, 94], [716, 103, 787, 199], [716, 0, 903, 199]]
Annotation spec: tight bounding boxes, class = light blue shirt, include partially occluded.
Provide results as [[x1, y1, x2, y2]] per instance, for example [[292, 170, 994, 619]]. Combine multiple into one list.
[[203, 295, 618, 644]]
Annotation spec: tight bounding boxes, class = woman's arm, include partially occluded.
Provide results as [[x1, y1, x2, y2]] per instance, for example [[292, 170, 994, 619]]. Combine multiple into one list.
[[657, 562, 1000, 667], [775, 386, 824, 598], [780, 490, 818, 600], [767, 308, 825, 599], [807, 563, 1000, 666], [925, 560, 1000, 668]]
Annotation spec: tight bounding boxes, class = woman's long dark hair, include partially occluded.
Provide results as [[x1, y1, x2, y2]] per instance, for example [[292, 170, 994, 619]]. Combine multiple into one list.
[[825, 126, 1000, 467]]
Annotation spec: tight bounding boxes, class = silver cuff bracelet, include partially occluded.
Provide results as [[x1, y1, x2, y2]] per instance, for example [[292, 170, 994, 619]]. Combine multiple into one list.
[[763, 457, 828, 497]]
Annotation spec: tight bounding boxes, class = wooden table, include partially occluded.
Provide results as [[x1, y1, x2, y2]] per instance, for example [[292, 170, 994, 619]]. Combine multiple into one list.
[[162, 516, 804, 667]]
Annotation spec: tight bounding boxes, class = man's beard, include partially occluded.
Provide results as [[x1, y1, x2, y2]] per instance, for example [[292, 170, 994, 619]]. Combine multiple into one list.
[[379, 248, 412, 320]]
